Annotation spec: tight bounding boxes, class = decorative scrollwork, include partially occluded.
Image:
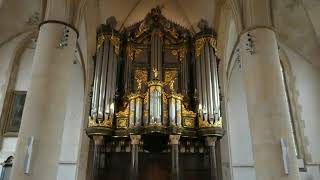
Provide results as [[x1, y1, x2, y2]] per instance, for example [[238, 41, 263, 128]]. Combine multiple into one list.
[[88, 116, 113, 128], [110, 35, 121, 55], [117, 118, 128, 128], [127, 46, 143, 61], [183, 118, 195, 128], [171, 47, 187, 61], [182, 104, 196, 117], [195, 37, 217, 57], [97, 34, 105, 49], [198, 117, 222, 128], [135, 69, 148, 83], [164, 70, 177, 84]]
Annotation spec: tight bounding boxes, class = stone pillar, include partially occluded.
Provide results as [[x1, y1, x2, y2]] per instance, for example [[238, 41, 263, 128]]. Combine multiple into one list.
[[206, 136, 218, 180], [130, 135, 141, 180], [169, 135, 180, 180], [240, 28, 299, 180], [92, 136, 105, 180], [9, 1, 78, 178]]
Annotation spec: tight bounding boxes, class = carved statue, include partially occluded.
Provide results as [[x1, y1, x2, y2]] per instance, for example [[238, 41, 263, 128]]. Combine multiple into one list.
[[152, 68, 159, 79], [197, 19, 209, 31], [137, 79, 142, 90], [106, 16, 117, 29], [169, 79, 175, 91]]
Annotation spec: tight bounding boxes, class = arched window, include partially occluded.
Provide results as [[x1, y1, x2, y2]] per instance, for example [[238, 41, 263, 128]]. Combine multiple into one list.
[[0, 38, 36, 136]]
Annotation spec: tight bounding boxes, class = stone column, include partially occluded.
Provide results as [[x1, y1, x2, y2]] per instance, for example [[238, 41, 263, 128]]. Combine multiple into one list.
[[9, 1, 78, 179], [206, 136, 218, 180], [130, 135, 141, 180], [240, 28, 299, 180], [169, 135, 180, 180]]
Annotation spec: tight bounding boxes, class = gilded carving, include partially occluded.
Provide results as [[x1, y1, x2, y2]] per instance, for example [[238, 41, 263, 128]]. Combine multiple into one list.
[[115, 106, 129, 117], [183, 118, 194, 128], [97, 34, 105, 49], [88, 116, 112, 128], [110, 35, 121, 55], [195, 37, 217, 57], [134, 69, 148, 83], [198, 117, 222, 128], [171, 47, 187, 61], [127, 46, 143, 61], [97, 34, 121, 55], [117, 118, 128, 128], [164, 70, 177, 84], [182, 104, 196, 117], [135, 22, 148, 38]]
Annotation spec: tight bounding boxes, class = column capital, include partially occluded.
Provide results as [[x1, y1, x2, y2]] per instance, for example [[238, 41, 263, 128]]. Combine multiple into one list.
[[240, 26, 276, 38], [169, 135, 181, 145], [39, 20, 79, 38], [130, 135, 141, 145], [205, 136, 217, 147]]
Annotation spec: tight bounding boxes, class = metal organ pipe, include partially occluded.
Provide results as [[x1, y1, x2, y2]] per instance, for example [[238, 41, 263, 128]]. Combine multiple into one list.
[[151, 30, 162, 79], [195, 36, 221, 125], [200, 45, 208, 121], [90, 34, 119, 123], [98, 39, 110, 119], [91, 42, 103, 120], [210, 46, 220, 120], [205, 43, 214, 119]]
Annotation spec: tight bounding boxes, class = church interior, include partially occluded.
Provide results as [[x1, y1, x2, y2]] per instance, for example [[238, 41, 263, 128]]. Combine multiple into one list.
[[0, 0, 319, 180]]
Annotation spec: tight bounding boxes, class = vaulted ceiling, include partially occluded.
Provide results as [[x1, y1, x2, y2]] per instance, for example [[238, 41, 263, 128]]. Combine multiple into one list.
[[0, 0, 41, 46], [272, 0, 320, 66], [97, 0, 217, 33], [0, 0, 319, 67]]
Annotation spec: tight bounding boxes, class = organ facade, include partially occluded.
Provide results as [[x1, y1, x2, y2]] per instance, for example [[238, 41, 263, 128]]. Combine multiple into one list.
[[86, 6, 223, 180]]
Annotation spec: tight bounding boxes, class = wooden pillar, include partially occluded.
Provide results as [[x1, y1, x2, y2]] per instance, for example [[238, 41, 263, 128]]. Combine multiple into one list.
[[130, 135, 141, 180], [206, 136, 218, 180], [169, 135, 180, 180]]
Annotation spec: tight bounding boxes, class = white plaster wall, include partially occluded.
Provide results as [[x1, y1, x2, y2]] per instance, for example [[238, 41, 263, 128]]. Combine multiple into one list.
[[282, 45, 320, 180], [56, 61, 84, 180], [220, 18, 239, 180], [14, 48, 34, 91], [0, 32, 33, 120], [227, 63, 256, 180], [0, 33, 35, 173]]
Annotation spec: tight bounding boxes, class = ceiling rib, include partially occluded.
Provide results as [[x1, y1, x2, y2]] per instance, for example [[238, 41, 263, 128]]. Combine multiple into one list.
[[118, 0, 143, 31], [175, 0, 196, 34]]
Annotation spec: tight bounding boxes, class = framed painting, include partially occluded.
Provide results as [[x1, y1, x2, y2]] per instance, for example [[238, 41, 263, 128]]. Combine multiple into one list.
[[4, 91, 27, 136]]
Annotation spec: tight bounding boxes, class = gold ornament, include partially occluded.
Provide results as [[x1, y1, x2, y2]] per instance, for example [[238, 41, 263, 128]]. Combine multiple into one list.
[[127, 46, 143, 61], [195, 37, 217, 57], [88, 116, 112, 128], [171, 47, 187, 61]]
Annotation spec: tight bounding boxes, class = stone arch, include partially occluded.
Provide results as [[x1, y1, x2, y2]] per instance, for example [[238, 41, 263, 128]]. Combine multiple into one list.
[[0, 30, 38, 170], [216, 3, 245, 179], [278, 47, 309, 163]]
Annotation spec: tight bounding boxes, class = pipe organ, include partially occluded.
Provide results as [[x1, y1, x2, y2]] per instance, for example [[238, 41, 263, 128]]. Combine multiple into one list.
[[86, 7, 224, 180]]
